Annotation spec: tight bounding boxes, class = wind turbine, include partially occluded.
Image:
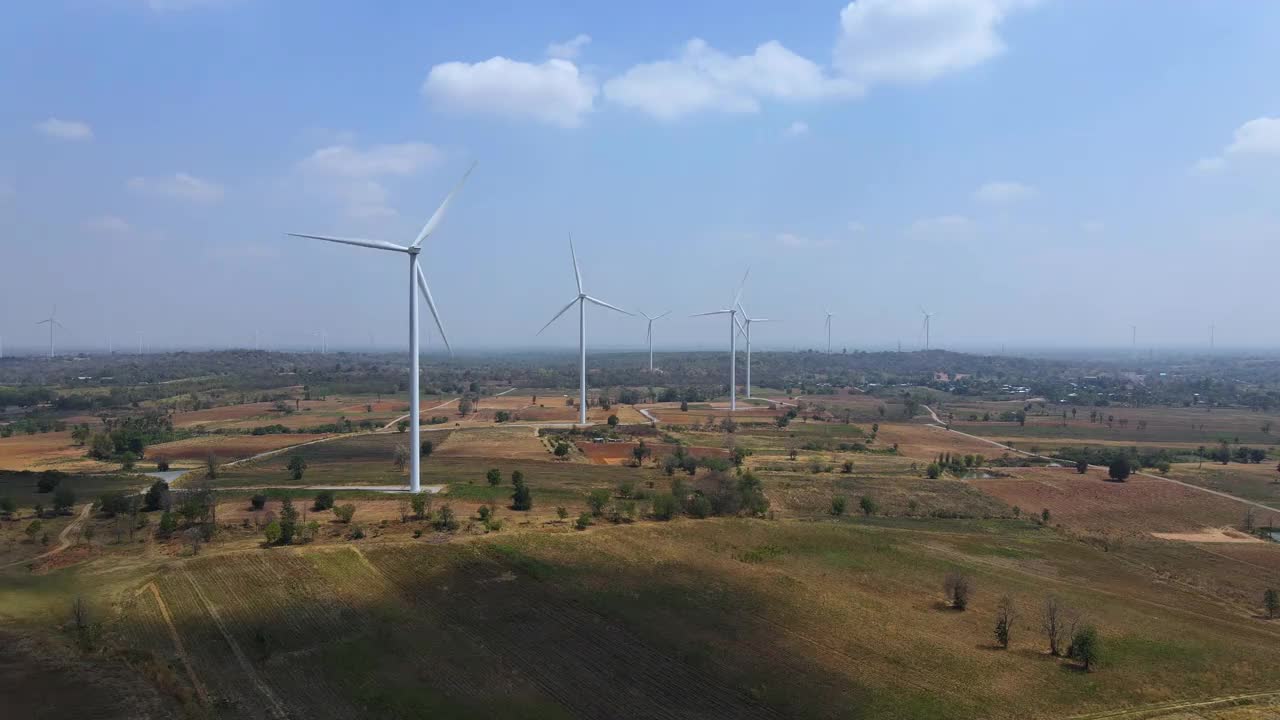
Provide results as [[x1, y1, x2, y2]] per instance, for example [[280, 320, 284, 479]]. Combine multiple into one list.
[[736, 301, 767, 399], [1130, 325, 1137, 352], [538, 235, 632, 425], [693, 269, 749, 412], [288, 162, 473, 493], [920, 308, 935, 350], [35, 306, 64, 358], [823, 309, 835, 354], [638, 310, 671, 372]]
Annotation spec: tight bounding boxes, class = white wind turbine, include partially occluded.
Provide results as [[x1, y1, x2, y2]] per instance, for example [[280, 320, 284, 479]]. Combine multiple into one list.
[[693, 269, 749, 412], [538, 236, 632, 425], [36, 306, 65, 358], [638, 310, 671, 372], [823, 309, 835, 354], [288, 162, 473, 493], [920, 307, 935, 350], [736, 301, 767, 399]]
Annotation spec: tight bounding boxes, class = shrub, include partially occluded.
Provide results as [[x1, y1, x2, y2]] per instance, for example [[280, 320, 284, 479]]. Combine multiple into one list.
[[410, 492, 430, 519], [943, 572, 972, 610], [333, 504, 356, 523], [144, 480, 169, 512], [555, 506, 568, 520], [617, 479, 635, 499], [420, 440, 434, 457], [53, 486, 76, 514], [486, 468, 502, 487], [511, 480, 533, 511], [1108, 457, 1132, 482], [651, 494, 679, 520], [287, 455, 308, 480], [859, 495, 878, 516], [347, 525, 365, 540], [830, 496, 847, 516], [263, 520, 282, 545], [607, 414, 619, 427], [98, 492, 130, 517], [575, 512, 593, 530], [1264, 588, 1279, 619], [925, 463, 942, 479], [312, 491, 335, 511], [841, 460, 854, 474], [1075, 459, 1088, 474], [1069, 625, 1100, 671], [433, 504, 458, 532], [157, 511, 177, 539], [688, 494, 713, 519], [553, 442, 570, 459], [24, 519, 42, 541], [0, 497, 14, 516], [250, 493, 267, 510], [586, 489, 610, 516], [36, 472, 62, 493], [154, 456, 171, 472]]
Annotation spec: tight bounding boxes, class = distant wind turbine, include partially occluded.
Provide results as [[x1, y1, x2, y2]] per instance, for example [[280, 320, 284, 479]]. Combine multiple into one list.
[[638, 310, 671, 372], [823, 309, 834, 354], [538, 235, 633, 425], [693, 269, 749, 412], [1130, 325, 1137, 352], [736, 301, 767, 399], [1210, 323, 1215, 350], [35, 306, 64, 358], [288, 162, 473, 493], [920, 308, 935, 350]]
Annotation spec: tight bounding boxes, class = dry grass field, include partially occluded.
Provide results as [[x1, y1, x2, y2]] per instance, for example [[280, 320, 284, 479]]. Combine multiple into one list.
[[0, 431, 116, 472], [146, 433, 331, 467]]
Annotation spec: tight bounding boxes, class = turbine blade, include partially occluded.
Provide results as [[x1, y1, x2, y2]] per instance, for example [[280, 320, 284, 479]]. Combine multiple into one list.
[[288, 233, 407, 253], [656, 310, 672, 320], [754, 318, 769, 323], [735, 315, 747, 337], [732, 267, 751, 308], [416, 263, 452, 355], [537, 297, 580, 336], [584, 296, 633, 315], [569, 233, 583, 294], [410, 161, 477, 249], [691, 310, 731, 317]]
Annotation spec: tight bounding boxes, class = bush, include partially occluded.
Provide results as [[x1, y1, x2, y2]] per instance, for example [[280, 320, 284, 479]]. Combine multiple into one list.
[[144, 480, 169, 512], [250, 493, 267, 510], [333, 504, 356, 523], [53, 486, 76, 514], [511, 479, 533, 511], [830, 496, 847, 516], [420, 440, 434, 457], [859, 495, 878, 516], [575, 512, 593, 530], [688, 494, 712, 519], [994, 595, 1016, 649], [263, 520, 282, 545], [1108, 456, 1132, 482], [154, 456, 171, 472], [98, 492, 130, 517], [486, 468, 502, 487], [607, 414, 619, 427], [925, 463, 942, 479], [1264, 588, 1279, 619], [1075, 459, 1088, 474], [410, 492, 430, 519], [347, 525, 365, 540], [433, 504, 458, 532], [556, 506, 569, 520], [287, 455, 308, 480], [943, 572, 972, 610], [651, 493, 679, 521], [36, 472, 62, 493], [0, 497, 15, 516], [841, 460, 854, 474], [312, 491, 335, 511], [1069, 625, 1100, 671], [586, 489, 610, 516], [157, 511, 177, 539]]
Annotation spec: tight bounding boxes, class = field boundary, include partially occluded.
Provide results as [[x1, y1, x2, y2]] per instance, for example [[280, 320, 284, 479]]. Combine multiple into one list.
[[136, 580, 209, 703], [1068, 688, 1280, 719]]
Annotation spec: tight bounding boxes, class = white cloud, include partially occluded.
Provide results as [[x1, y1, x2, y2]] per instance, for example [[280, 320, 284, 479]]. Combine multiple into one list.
[[847, 221, 866, 233], [423, 56, 597, 128], [547, 34, 591, 60], [36, 117, 93, 141], [604, 39, 858, 120], [783, 121, 810, 137], [974, 180, 1035, 203], [909, 214, 971, 233], [1196, 116, 1280, 172], [295, 142, 439, 219], [127, 173, 224, 203], [834, 0, 1032, 85], [83, 215, 133, 233]]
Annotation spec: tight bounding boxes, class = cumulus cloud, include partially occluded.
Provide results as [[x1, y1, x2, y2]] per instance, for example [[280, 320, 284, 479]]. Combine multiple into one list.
[[1195, 117, 1280, 172], [36, 117, 93, 141], [783, 121, 810, 137], [974, 180, 1035, 203], [909, 214, 971, 233], [83, 215, 133, 233], [423, 57, 597, 128], [835, 0, 1031, 84], [547, 34, 591, 60], [295, 142, 440, 219], [127, 173, 223, 203], [605, 39, 858, 120]]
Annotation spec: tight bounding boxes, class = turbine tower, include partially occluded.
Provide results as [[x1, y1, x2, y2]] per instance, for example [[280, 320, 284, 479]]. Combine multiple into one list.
[[35, 307, 64, 358], [823, 309, 834, 354], [638, 310, 671, 372], [736, 302, 767, 399], [693, 269, 749, 412], [920, 308, 935, 350], [289, 162, 473, 492], [538, 235, 632, 425]]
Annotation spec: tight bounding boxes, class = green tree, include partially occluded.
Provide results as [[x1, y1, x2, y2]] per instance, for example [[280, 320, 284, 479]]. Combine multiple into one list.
[[120, 452, 137, 471], [53, 486, 75, 514], [144, 480, 169, 512], [859, 495, 878, 516], [575, 512, 593, 530], [1108, 456, 1132, 482], [287, 454, 308, 480], [632, 440, 651, 466], [841, 460, 854, 473], [333, 503, 356, 523], [204, 453, 221, 479], [586, 489, 610, 516], [1075, 459, 1089, 474], [1264, 588, 1279, 619], [420, 440, 434, 458], [607, 414, 619, 427], [556, 506, 569, 520], [410, 492, 429, 519], [263, 520, 283, 545], [486, 468, 502, 486], [926, 463, 942, 479], [98, 492, 130, 517], [153, 456, 171, 472], [511, 479, 533, 511], [553, 442, 570, 459], [433, 504, 458, 532], [0, 497, 14, 516], [312, 491, 335, 511], [651, 494, 678, 520], [1069, 625, 1100, 671], [994, 595, 1016, 649], [830, 496, 847, 516], [24, 519, 42, 541], [396, 419, 409, 433], [89, 433, 114, 460], [279, 497, 298, 544], [250, 493, 267, 510], [157, 511, 177, 538]]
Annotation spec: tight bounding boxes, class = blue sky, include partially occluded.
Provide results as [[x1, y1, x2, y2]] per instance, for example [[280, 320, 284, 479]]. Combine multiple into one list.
[[2, 0, 1278, 354]]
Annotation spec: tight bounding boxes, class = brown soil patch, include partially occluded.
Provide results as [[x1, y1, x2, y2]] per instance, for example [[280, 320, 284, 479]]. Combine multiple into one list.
[[147, 434, 330, 464], [0, 432, 114, 472]]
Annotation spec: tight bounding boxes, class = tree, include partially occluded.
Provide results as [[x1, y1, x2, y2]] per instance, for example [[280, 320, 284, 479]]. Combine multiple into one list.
[[333, 504, 356, 523], [53, 486, 75, 514], [313, 491, 335, 511], [607, 414, 619, 427], [0, 496, 14, 516], [36, 471, 62, 493], [633, 440, 652, 466], [144, 480, 169, 512], [154, 456, 171, 472], [730, 446, 751, 467], [120, 452, 137, 471], [393, 445, 409, 472], [420, 440, 434, 458], [486, 468, 502, 487], [458, 397, 474, 416], [1264, 588, 1279, 619], [264, 520, 283, 545], [943, 572, 972, 610], [586, 489, 610, 516], [651, 494, 678, 520], [556, 506, 569, 520], [183, 526, 202, 555], [511, 478, 533, 511], [1107, 456, 1131, 482], [1041, 595, 1074, 656], [70, 424, 91, 446], [926, 463, 942, 479], [1069, 625, 1100, 671], [250, 493, 267, 510], [287, 455, 308, 480], [830, 496, 847, 516], [396, 419, 409, 433], [1075, 459, 1089, 474], [841, 460, 854, 474], [859, 495, 878, 516], [205, 453, 221, 479], [680, 400, 689, 412], [494, 410, 510, 423], [575, 512, 593, 530], [89, 433, 114, 460], [994, 595, 1016, 649], [511, 469, 524, 486], [98, 492, 130, 517], [157, 511, 177, 539], [433, 504, 458, 532], [410, 492, 430, 520], [279, 497, 298, 544], [553, 442, 570, 459], [24, 519, 42, 541]]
